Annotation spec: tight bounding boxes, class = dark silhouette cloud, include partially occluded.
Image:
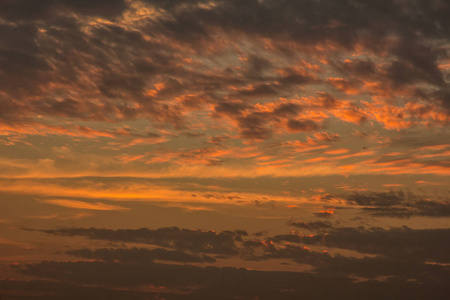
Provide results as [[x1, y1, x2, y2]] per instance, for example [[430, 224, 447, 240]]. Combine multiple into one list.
[[295, 226, 450, 263], [42, 225, 450, 264], [346, 191, 407, 206], [287, 220, 333, 231], [11, 259, 450, 299], [345, 191, 450, 218], [0, 279, 153, 300], [35, 224, 450, 279], [0, 0, 128, 21], [40, 227, 245, 255]]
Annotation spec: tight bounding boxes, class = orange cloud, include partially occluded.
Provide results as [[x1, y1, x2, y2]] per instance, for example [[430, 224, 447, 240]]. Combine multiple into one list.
[[42, 199, 129, 211], [415, 180, 445, 186], [327, 77, 360, 95], [324, 148, 350, 155]]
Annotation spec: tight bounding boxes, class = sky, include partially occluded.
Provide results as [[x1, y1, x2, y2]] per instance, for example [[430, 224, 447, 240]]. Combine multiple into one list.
[[0, 0, 449, 299]]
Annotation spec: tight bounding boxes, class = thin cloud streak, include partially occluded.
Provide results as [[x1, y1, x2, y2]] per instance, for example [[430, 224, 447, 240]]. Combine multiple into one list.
[[42, 199, 129, 211]]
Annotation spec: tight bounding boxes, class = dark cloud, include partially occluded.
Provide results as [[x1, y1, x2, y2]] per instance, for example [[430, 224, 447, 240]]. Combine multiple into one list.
[[334, 59, 377, 78], [0, 0, 128, 21], [244, 54, 273, 77], [431, 88, 450, 112], [0, 15, 190, 128], [287, 119, 319, 132], [345, 191, 450, 218], [297, 226, 450, 263], [346, 191, 407, 207], [277, 67, 318, 87], [271, 102, 302, 117], [364, 200, 450, 218], [389, 38, 447, 87], [146, 0, 449, 112], [19, 223, 450, 291], [314, 255, 450, 282], [314, 211, 334, 218], [213, 98, 323, 139], [0, 0, 447, 135], [151, 0, 449, 54], [287, 220, 333, 231], [213, 101, 250, 117], [235, 83, 278, 98], [0, 279, 153, 300], [40, 227, 244, 255], [239, 240, 450, 283], [236, 112, 273, 140], [11, 260, 450, 300]]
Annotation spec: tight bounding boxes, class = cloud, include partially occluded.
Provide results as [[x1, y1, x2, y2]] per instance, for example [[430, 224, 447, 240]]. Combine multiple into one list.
[[238, 240, 450, 282], [0, 1, 449, 298], [344, 191, 450, 218], [12, 260, 450, 299], [313, 254, 450, 280], [40, 227, 246, 255], [287, 220, 333, 231], [42, 199, 129, 211], [15, 223, 450, 289], [67, 247, 216, 263], [294, 226, 450, 263], [0, 0, 447, 160], [314, 210, 334, 218], [0, 0, 129, 21], [0, 279, 153, 300], [286, 119, 319, 132], [346, 191, 407, 207]]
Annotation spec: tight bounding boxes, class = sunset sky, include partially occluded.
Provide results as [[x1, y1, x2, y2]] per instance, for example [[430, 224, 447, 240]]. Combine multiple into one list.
[[0, 0, 449, 299]]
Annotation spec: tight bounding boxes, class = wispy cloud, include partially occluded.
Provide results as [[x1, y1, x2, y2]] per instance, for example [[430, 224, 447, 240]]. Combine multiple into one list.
[[42, 199, 129, 211]]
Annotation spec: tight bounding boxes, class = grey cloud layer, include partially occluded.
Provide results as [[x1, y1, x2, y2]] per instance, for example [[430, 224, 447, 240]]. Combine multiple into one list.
[[39, 225, 450, 277], [273, 226, 450, 263], [6, 224, 447, 299], [41, 226, 246, 255], [12, 260, 450, 300]]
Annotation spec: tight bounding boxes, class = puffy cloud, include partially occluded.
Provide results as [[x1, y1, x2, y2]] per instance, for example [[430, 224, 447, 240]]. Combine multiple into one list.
[[1, 0, 447, 144]]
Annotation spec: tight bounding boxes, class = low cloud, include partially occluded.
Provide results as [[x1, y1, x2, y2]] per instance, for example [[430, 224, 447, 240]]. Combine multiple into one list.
[[11, 259, 450, 299], [287, 220, 333, 231], [40, 227, 246, 255], [345, 191, 450, 218], [279, 226, 450, 263]]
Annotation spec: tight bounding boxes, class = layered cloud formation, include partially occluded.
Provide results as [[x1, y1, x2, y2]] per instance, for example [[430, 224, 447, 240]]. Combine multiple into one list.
[[0, 0, 448, 179], [0, 1, 449, 299]]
